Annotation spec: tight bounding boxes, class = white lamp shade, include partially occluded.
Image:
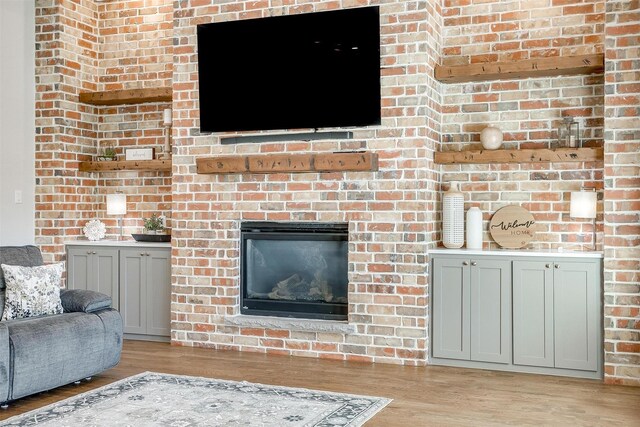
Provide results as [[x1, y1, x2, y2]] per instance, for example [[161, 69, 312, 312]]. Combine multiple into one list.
[[163, 108, 172, 126], [570, 191, 596, 219], [106, 193, 127, 215]]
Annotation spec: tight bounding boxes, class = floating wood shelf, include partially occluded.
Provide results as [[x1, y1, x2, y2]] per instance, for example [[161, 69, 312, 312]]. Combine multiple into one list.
[[434, 147, 603, 165], [78, 159, 172, 172], [197, 152, 378, 174], [434, 54, 604, 83], [78, 87, 172, 105]]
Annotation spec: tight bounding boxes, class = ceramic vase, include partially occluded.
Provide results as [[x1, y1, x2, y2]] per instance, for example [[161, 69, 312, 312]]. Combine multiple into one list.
[[466, 207, 483, 250], [443, 181, 464, 249], [480, 126, 503, 150]]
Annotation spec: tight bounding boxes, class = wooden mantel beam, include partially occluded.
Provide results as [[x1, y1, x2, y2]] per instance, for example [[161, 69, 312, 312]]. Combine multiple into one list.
[[196, 152, 379, 174]]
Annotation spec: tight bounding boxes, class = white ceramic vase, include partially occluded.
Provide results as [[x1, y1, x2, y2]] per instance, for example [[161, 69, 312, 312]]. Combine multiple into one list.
[[466, 207, 483, 250], [443, 181, 464, 249], [480, 126, 503, 150]]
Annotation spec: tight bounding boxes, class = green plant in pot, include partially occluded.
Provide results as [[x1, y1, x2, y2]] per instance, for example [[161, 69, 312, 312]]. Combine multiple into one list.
[[98, 142, 117, 161], [143, 214, 165, 235]]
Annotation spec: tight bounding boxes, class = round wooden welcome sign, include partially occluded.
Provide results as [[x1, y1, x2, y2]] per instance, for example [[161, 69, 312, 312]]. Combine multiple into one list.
[[489, 205, 536, 249]]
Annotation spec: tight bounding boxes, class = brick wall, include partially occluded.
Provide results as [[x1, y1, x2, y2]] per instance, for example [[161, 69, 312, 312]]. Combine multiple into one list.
[[92, 0, 174, 237], [34, 0, 173, 261], [440, 0, 605, 251], [170, 0, 441, 364], [35, 0, 99, 262], [603, 0, 640, 386], [32, 0, 638, 380]]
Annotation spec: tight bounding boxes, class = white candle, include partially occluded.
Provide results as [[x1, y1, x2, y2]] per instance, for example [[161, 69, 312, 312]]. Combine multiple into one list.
[[163, 108, 172, 126]]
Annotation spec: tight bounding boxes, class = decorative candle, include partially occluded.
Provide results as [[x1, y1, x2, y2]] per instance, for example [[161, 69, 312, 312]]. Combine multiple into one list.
[[163, 108, 172, 126]]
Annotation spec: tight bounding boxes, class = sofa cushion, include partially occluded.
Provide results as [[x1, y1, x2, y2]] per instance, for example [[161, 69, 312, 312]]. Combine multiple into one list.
[[1, 263, 64, 321], [60, 289, 112, 313], [7, 312, 110, 400], [0, 246, 43, 290]]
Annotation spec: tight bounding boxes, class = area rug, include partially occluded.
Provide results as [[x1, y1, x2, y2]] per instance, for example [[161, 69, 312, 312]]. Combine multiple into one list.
[[1, 372, 391, 426]]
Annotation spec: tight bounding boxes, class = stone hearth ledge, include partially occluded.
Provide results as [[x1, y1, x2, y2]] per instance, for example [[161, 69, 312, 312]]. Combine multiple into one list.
[[224, 315, 356, 334]]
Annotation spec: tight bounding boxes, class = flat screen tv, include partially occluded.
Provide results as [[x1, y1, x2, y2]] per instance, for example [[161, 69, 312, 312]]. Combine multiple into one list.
[[197, 6, 381, 133]]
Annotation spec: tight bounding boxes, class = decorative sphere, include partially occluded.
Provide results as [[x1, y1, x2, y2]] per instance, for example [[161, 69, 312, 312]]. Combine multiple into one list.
[[480, 126, 503, 150]]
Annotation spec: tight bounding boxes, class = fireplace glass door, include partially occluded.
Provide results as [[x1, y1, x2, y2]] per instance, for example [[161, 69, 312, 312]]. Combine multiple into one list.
[[241, 222, 348, 320]]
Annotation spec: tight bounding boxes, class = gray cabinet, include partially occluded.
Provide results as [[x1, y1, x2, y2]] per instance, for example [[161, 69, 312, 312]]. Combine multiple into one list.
[[67, 246, 119, 309], [432, 257, 511, 364], [120, 248, 171, 337], [66, 243, 171, 340], [513, 260, 599, 372], [430, 251, 602, 380]]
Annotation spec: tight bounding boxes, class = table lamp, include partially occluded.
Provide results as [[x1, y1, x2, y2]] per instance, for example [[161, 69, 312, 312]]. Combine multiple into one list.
[[107, 192, 127, 240], [570, 188, 597, 251]]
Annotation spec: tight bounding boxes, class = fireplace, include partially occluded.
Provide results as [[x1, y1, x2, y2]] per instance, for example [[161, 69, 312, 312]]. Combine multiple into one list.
[[240, 222, 348, 320]]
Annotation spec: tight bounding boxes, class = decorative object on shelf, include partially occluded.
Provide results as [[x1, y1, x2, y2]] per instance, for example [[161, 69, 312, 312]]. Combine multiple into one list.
[[161, 108, 172, 160], [442, 181, 464, 249], [131, 233, 171, 243], [83, 219, 106, 241], [570, 187, 597, 251], [557, 116, 580, 148], [125, 147, 155, 161], [97, 142, 117, 161], [466, 207, 483, 250], [480, 126, 503, 150], [489, 205, 536, 249], [143, 213, 165, 235], [107, 192, 127, 240]]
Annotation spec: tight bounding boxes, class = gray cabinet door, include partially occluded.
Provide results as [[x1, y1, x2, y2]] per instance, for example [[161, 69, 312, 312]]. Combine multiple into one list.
[[67, 247, 91, 291], [145, 248, 171, 337], [120, 249, 147, 335], [93, 248, 119, 309], [553, 261, 599, 371], [513, 260, 554, 367], [470, 260, 511, 364], [432, 257, 470, 360], [67, 247, 118, 309]]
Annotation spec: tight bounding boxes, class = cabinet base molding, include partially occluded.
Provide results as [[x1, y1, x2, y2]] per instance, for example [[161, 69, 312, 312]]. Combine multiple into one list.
[[429, 357, 602, 380], [124, 334, 170, 343]]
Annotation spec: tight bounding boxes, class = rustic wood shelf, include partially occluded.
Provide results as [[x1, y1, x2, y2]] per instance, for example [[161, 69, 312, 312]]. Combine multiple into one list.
[[78, 87, 172, 105], [434, 147, 603, 165], [78, 159, 172, 172], [196, 152, 378, 174], [434, 54, 604, 83]]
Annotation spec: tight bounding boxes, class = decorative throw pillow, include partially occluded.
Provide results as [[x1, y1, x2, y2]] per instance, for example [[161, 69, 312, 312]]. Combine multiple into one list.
[[1, 263, 64, 321]]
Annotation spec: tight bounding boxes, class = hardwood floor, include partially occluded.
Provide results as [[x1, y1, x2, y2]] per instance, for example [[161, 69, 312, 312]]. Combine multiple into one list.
[[1, 340, 639, 425]]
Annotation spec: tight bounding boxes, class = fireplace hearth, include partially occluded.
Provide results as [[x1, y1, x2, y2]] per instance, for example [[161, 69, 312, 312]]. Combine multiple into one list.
[[240, 222, 348, 320]]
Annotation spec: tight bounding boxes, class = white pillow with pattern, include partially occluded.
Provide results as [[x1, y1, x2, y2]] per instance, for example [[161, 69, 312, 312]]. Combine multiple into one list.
[[1, 263, 64, 321]]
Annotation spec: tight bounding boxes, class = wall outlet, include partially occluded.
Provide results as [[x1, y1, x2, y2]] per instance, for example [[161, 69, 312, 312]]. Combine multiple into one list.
[[14, 190, 22, 204]]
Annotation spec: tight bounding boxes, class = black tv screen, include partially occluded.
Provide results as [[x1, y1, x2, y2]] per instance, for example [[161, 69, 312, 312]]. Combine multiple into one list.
[[197, 6, 381, 133]]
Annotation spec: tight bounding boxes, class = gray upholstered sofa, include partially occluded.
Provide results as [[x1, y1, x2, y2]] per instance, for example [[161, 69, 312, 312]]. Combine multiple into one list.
[[0, 245, 123, 404]]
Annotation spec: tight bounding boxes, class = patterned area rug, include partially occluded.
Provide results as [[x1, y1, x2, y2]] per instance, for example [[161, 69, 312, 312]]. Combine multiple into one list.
[[1, 372, 391, 426]]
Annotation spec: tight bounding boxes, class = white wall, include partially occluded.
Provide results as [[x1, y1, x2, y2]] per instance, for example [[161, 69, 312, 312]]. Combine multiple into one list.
[[0, 0, 35, 246]]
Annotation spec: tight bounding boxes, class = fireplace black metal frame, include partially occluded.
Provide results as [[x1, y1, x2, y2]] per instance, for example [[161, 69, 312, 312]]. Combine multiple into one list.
[[240, 222, 349, 321]]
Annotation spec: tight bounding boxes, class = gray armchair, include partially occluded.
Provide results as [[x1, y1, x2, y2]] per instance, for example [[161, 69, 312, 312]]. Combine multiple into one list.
[[0, 245, 123, 404]]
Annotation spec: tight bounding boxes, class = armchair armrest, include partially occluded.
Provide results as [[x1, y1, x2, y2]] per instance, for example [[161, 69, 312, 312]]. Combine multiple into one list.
[[60, 289, 112, 313]]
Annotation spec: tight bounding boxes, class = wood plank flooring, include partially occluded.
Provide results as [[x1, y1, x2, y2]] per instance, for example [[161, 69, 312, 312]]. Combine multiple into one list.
[[1, 340, 639, 425]]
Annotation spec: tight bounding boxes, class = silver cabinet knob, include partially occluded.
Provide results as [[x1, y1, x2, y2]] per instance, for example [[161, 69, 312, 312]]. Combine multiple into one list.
[[146, 252, 150, 256], [471, 261, 477, 266], [545, 264, 550, 268], [462, 261, 469, 266], [555, 264, 560, 269], [140, 252, 145, 256], [92, 251, 96, 255], [86, 251, 91, 255]]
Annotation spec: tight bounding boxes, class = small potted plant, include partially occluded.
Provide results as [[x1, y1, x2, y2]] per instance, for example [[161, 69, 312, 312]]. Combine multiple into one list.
[[97, 142, 117, 161], [143, 213, 165, 235]]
